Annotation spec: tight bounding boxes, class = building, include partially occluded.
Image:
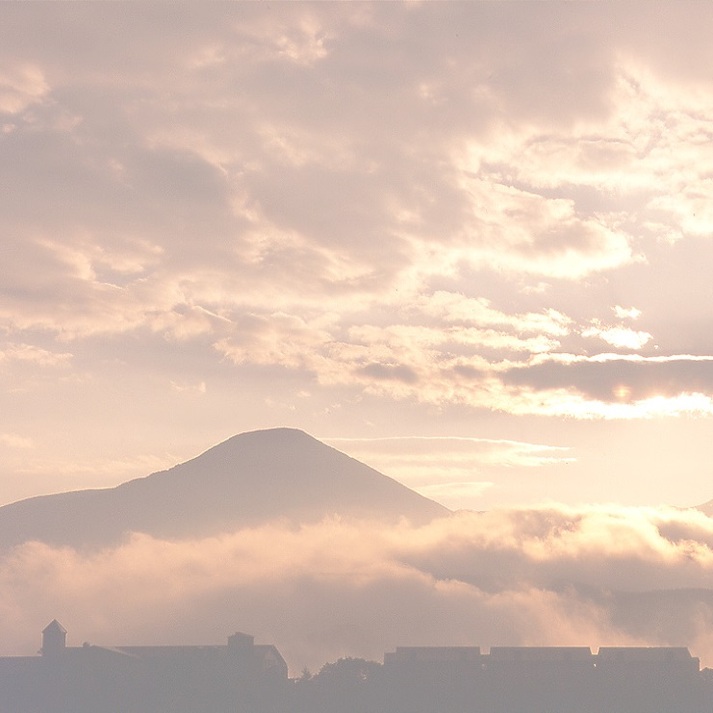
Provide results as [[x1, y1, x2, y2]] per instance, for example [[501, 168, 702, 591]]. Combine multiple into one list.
[[0, 621, 288, 713], [383, 644, 704, 713]]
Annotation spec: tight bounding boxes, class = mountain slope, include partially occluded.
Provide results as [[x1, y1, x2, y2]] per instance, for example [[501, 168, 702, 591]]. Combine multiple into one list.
[[694, 499, 713, 517], [0, 428, 450, 549]]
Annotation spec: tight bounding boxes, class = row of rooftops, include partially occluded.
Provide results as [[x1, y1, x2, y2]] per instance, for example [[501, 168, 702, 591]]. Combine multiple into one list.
[[32, 619, 288, 678], [33, 621, 702, 670], [41, 620, 258, 655], [385, 645, 698, 664]]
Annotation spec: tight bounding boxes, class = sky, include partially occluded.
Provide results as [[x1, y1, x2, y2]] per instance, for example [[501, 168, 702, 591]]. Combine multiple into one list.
[[3, 1, 713, 512]]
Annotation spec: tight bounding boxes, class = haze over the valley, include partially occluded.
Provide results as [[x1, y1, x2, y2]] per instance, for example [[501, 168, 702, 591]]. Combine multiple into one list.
[[3, 0, 713, 678]]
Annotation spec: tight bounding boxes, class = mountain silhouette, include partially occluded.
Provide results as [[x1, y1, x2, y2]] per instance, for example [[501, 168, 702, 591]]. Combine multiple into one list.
[[0, 428, 450, 549], [694, 499, 713, 517]]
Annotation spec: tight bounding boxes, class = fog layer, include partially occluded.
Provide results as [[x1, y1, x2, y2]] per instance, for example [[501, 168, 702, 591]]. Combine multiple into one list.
[[3, 505, 713, 673]]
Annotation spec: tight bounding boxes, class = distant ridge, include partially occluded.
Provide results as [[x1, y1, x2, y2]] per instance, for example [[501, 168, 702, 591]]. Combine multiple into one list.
[[0, 428, 450, 549], [694, 499, 713, 517]]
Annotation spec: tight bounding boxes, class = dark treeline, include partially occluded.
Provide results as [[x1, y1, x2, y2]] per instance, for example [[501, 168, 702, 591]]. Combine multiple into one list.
[[292, 658, 385, 713]]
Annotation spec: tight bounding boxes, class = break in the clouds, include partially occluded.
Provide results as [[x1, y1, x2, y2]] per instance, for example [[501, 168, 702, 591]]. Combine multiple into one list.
[[3, 506, 713, 672], [2, 2, 713, 508]]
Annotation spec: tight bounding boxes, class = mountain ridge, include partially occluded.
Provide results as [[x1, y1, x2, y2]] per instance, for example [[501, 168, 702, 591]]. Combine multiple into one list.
[[694, 499, 713, 517], [0, 428, 450, 549]]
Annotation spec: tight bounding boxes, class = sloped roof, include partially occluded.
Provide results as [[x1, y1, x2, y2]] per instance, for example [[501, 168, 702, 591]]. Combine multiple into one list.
[[42, 619, 67, 635]]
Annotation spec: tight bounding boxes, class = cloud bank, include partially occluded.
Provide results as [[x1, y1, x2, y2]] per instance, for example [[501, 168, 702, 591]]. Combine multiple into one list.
[[3, 505, 713, 673], [3, 3, 713, 416]]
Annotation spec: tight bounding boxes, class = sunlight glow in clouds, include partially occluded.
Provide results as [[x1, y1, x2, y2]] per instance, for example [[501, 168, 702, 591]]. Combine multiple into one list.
[[501, 390, 713, 421], [0, 64, 48, 114], [581, 323, 652, 350]]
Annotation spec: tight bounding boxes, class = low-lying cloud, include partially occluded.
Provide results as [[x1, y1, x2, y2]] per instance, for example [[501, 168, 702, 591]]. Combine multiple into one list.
[[3, 505, 713, 673]]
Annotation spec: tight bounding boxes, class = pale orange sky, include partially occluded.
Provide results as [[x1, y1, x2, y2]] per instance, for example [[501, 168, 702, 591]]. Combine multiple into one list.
[[3, 2, 713, 511]]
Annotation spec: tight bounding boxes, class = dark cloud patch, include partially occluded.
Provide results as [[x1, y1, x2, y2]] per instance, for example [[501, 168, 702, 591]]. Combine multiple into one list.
[[359, 363, 419, 385], [248, 163, 407, 260], [451, 364, 486, 380], [520, 221, 608, 257], [1, 120, 237, 241], [0, 3, 243, 79], [501, 357, 713, 402]]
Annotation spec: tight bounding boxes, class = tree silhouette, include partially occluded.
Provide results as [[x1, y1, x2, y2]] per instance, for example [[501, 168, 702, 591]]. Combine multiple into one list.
[[311, 658, 385, 713]]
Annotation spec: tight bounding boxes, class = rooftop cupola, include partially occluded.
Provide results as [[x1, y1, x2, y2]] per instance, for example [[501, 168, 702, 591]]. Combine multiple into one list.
[[41, 619, 67, 657]]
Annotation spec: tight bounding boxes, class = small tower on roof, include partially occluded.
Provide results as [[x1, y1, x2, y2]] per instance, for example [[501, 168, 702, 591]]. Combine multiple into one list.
[[41, 619, 67, 657]]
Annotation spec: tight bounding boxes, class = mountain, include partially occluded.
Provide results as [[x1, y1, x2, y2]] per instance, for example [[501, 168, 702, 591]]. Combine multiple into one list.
[[0, 428, 450, 549], [694, 499, 713, 517]]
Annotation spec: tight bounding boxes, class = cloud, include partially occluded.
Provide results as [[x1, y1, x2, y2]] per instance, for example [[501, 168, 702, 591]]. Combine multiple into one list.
[[359, 363, 420, 385], [0, 343, 72, 368], [3, 505, 713, 672], [327, 436, 572, 470], [581, 323, 652, 350], [0, 433, 33, 449], [415, 292, 571, 337], [0, 4, 708, 353], [0, 64, 48, 114], [205, 315, 713, 419], [502, 354, 713, 403], [449, 177, 637, 279], [169, 380, 207, 395], [613, 306, 642, 321], [325, 436, 573, 509]]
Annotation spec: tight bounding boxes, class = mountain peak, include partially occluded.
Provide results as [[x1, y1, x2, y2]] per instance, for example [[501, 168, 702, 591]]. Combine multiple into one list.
[[197, 426, 312, 458], [223, 426, 310, 442], [0, 429, 450, 549]]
